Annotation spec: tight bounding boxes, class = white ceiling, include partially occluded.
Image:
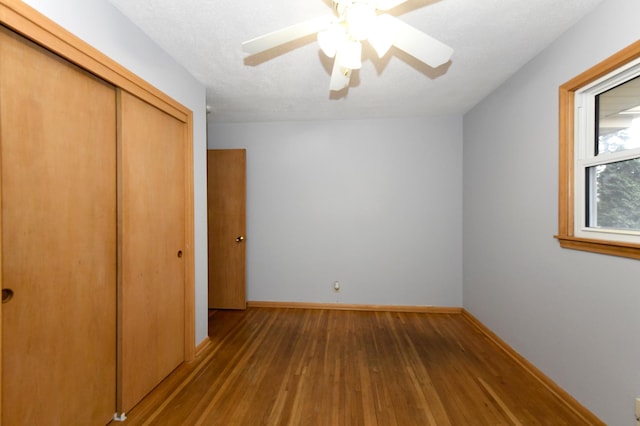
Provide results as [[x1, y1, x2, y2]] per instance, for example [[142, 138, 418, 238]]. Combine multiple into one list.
[[108, 0, 605, 123]]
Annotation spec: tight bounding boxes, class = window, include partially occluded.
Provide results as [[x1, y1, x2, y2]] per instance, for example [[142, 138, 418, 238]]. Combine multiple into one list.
[[557, 41, 640, 259], [577, 70, 640, 241]]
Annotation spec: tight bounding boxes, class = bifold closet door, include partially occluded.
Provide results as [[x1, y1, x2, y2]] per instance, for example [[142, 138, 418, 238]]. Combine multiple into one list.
[[0, 27, 117, 425], [118, 90, 186, 413]]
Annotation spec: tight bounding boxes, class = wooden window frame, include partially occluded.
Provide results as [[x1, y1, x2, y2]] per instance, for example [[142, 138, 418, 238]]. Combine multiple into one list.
[[556, 40, 640, 260]]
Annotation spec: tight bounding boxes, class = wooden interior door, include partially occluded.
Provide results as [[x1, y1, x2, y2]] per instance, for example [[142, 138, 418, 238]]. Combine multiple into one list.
[[119, 90, 186, 413], [0, 27, 117, 424], [207, 149, 247, 309]]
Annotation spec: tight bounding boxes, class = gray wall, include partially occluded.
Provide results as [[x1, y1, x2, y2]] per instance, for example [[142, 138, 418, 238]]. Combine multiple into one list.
[[21, 0, 210, 346], [463, 0, 640, 424], [209, 117, 463, 306]]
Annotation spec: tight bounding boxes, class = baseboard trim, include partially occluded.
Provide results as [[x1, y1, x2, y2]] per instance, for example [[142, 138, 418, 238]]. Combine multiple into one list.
[[246, 301, 462, 314], [194, 337, 212, 358], [461, 309, 604, 426]]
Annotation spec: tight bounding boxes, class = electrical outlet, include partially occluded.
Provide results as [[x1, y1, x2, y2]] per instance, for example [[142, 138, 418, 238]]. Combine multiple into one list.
[[333, 281, 340, 292]]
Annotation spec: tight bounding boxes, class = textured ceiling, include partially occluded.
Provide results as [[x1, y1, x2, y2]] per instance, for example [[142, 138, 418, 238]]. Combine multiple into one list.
[[108, 0, 605, 123]]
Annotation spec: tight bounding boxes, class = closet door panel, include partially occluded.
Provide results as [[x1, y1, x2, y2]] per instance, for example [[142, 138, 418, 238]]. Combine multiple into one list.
[[119, 90, 186, 413], [0, 27, 116, 425]]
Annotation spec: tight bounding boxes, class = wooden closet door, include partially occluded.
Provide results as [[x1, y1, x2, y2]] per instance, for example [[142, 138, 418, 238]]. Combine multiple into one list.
[[118, 90, 186, 413], [0, 28, 117, 424]]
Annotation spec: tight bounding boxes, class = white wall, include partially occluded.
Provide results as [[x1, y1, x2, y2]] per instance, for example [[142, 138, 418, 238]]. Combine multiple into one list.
[[463, 0, 640, 424], [209, 117, 463, 307], [21, 0, 210, 346]]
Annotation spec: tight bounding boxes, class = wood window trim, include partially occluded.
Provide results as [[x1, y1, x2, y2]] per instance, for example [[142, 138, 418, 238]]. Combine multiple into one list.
[[556, 40, 640, 260], [0, 0, 196, 359]]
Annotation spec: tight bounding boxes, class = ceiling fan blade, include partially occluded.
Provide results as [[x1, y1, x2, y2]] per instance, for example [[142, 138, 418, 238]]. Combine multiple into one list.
[[242, 15, 334, 55], [379, 14, 453, 68], [329, 59, 351, 91], [375, 0, 409, 11]]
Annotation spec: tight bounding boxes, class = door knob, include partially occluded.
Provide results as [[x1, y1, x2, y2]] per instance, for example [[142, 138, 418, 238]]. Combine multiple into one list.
[[177, 250, 183, 258], [235, 236, 245, 243], [2, 288, 14, 304]]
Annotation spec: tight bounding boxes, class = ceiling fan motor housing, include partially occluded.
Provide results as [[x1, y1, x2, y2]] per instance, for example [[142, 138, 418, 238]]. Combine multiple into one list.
[[332, 0, 378, 41]]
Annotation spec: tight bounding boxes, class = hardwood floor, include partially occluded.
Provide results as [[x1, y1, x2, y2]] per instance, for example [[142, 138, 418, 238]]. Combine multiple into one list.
[[120, 308, 598, 425]]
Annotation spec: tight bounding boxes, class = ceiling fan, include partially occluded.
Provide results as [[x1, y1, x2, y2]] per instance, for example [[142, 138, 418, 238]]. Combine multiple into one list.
[[242, 0, 454, 92]]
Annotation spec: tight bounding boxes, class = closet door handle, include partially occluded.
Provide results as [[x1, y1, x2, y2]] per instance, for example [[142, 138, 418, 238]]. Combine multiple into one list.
[[177, 250, 183, 258], [235, 236, 245, 243], [2, 288, 14, 304]]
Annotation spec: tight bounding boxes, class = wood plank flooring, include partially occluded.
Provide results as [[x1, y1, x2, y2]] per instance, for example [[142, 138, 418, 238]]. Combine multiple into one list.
[[119, 308, 597, 425]]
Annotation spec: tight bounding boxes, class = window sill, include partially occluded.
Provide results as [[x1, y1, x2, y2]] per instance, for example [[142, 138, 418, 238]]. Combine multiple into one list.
[[555, 235, 640, 260]]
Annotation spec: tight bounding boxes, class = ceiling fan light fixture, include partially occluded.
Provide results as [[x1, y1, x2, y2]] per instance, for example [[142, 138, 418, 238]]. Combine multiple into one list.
[[346, 2, 377, 40], [317, 23, 347, 58], [329, 63, 352, 91], [336, 40, 362, 69]]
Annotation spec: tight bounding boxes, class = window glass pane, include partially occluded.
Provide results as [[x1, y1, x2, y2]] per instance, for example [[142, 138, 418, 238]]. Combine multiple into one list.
[[596, 75, 640, 155], [588, 158, 640, 230]]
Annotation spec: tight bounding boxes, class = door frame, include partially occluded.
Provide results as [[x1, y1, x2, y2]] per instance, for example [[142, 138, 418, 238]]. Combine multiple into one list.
[[0, 0, 196, 415]]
